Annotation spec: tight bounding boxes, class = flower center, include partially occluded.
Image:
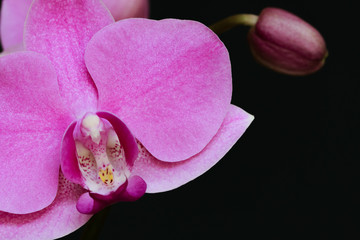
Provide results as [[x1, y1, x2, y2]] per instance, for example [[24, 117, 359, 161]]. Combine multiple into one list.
[[73, 113, 130, 195], [99, 166, 114, 184]]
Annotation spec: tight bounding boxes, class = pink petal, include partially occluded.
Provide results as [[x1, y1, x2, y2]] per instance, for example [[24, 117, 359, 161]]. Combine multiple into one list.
[[0, 0, 32, 50], [0, 173, 92, 240], [0, 0, 148, 52], [85, 18, 233, 162], [102, 0, 149, 20], [24, 0, 114, 117], [0, 52, 72, 213], [132, 105, 254, 193]]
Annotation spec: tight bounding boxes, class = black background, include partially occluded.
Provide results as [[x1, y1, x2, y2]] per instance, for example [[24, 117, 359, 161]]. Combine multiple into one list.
[[1, 0, 359, 239]]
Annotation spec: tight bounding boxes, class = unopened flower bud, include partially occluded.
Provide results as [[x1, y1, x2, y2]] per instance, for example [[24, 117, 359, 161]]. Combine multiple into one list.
[[248, 7, 328, 75]]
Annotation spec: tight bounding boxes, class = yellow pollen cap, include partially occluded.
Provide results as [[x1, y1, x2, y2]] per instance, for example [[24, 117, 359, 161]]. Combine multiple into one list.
[[99, 166, 114, 185]]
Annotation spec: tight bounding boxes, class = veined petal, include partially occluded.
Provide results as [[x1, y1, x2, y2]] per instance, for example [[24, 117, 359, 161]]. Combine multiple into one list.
[[0, 173, 91, 240], [0, 52, 72, 213], [132, 105, 254, 193], [24, 0, 114, 117], [0, 0, 32, 50], [85, 18, 233, 162], [102, 0, 149, 20]]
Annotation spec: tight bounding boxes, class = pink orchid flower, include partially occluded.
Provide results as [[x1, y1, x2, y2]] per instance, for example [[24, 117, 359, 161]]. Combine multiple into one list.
[[0, 0, 253, 239], [0, 0, 149, 51]]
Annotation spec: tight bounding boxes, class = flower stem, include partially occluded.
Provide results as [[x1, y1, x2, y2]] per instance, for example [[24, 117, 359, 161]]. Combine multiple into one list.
[[80, 206, 111, 240], [209, 14, 259, 35]]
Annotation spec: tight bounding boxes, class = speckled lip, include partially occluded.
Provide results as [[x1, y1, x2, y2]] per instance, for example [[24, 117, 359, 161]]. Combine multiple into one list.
[[61, 112, 146, 214]]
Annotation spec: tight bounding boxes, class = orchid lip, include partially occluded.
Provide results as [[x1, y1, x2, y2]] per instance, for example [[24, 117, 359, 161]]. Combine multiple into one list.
[[60, 111, 146, 214], [73, 112, 130, 195], [76, 175, 147, 214]]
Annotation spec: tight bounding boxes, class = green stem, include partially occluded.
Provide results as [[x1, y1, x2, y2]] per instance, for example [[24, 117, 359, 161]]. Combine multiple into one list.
[[80, 206, 111, 240], [209, 14, 259, 35]]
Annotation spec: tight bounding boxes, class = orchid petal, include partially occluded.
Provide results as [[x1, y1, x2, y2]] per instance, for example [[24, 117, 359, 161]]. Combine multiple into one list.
[[24, 0, 114, 117], [102, 0, 149, 20], [85, 18, 233, 162], [0, 52, 71, 213], [0, 0, 32, 50], [0, 0, 148, 52], [0, 173, 91, 240], [132, 105, 254, 193]]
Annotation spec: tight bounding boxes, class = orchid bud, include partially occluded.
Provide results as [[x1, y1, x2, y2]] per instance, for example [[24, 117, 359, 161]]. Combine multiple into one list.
[[248, 7, 328, 75]]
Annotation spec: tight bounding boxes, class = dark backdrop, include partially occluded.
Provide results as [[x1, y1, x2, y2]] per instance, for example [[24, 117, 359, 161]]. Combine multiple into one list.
[[1, 0, 359, 239]]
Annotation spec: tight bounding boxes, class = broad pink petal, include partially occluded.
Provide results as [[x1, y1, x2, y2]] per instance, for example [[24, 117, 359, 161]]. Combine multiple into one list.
[[0, 173, 92, 240], [0, 0, 32, 50], [102, 0, 149, 20], [24, 0, 114, 117], [0, 52, 72, 213], [132, 105, 254, 193], [0, 0, 148, 52], [85, 18, 233, 162]]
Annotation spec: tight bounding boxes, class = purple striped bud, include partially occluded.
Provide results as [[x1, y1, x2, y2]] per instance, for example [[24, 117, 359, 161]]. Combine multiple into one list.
[[248, 7, 328, 75]]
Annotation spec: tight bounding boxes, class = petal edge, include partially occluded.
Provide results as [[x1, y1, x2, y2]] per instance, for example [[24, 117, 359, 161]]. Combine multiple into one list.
[[0, 173, 91, 240], [132, 105, 254, 193], [0, 51, 71, 213]]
